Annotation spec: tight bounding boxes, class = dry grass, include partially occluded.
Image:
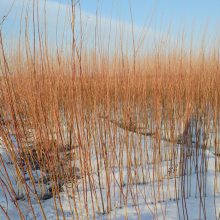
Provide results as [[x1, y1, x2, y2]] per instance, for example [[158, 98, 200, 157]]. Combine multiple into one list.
[[0, 1, 220, 219]]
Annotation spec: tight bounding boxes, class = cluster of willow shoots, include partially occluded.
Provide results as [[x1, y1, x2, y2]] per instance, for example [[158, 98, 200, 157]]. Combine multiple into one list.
[[0, 1, 220, 219]]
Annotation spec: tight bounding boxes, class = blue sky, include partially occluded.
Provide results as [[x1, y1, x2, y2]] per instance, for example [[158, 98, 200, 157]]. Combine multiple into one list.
[[48, 0, 220, 48], [51, 0, 220, 31], [0, 0, 219, 52]]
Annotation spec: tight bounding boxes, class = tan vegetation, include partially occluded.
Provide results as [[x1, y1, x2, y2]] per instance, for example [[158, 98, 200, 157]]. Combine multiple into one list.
[[0, 1, 219, 219]]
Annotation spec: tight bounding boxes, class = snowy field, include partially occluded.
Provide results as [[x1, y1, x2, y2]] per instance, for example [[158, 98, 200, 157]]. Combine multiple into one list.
[[0, 121, 219, 220]]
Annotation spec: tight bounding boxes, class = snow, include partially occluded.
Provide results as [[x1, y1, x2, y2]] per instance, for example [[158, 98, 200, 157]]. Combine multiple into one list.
[[0, 123, 220, 219]]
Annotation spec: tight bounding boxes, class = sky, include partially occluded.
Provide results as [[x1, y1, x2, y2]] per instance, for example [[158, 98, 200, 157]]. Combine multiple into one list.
[[52, 0, 220, 30], [0, 0, 220, 52]]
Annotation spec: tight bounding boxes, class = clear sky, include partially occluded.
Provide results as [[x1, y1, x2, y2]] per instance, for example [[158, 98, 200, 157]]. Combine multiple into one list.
[[50, 0, 220, 31], [0, 0, 220, 51], [46, 0, 220, 48]]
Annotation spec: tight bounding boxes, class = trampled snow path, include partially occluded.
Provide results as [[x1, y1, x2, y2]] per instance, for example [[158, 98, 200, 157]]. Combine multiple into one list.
[[0, 128, 220, 219]]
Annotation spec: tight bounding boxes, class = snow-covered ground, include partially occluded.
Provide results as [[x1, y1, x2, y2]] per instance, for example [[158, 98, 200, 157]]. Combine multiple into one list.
[[0, 123, 219, 219]]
